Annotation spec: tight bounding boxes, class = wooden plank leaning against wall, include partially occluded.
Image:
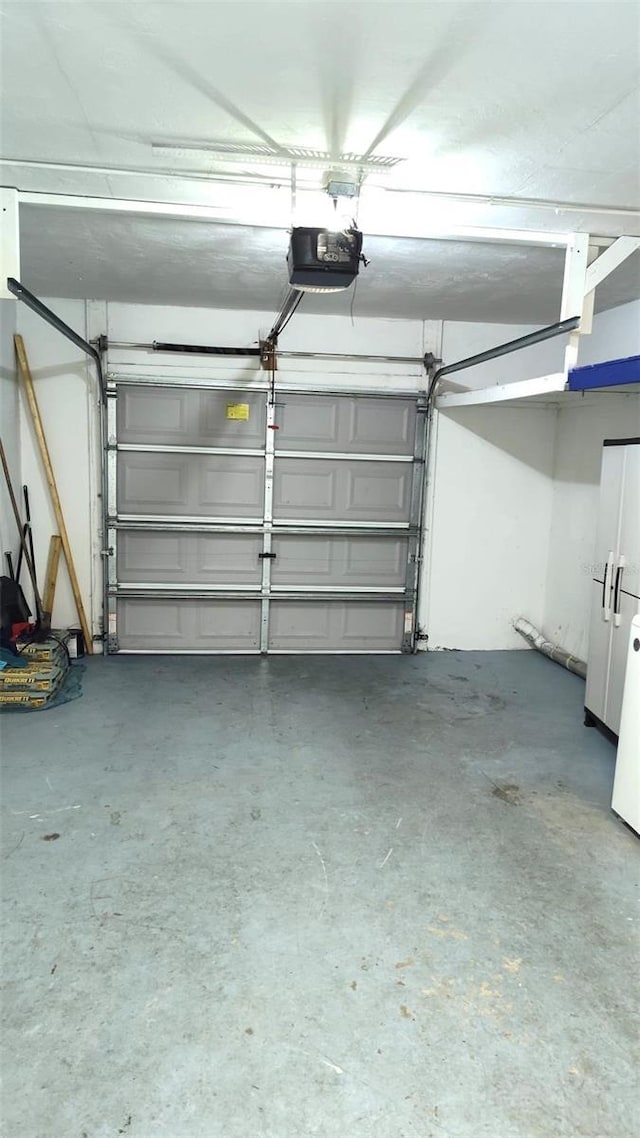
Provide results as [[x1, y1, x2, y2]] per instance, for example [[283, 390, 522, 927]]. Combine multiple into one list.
[[14, 334, 93, 653]]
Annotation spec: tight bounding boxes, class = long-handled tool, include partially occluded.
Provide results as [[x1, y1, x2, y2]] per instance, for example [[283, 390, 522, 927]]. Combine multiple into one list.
[[23, 486, 40, 611], [0, 438, 49, 636], [4, 547, 31, 627], [4, 546, 31, 621], [14, 519, 29, 582]]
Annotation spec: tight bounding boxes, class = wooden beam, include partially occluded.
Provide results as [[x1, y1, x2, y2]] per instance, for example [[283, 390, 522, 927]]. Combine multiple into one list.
[[584, 236, 640, 296], [14, 335, 93, 653], [560, 234, 590, 320], [42, 535, 62, 617]]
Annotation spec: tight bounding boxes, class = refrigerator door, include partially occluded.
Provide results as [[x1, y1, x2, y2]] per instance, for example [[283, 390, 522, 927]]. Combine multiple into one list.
[[612, 616, 640, 834], [585, 579, 612, 723], [619, 442, 640, 602], [591, 445, 625, 591], [606, 590, 640, 736], [585, 446, 626, 723]]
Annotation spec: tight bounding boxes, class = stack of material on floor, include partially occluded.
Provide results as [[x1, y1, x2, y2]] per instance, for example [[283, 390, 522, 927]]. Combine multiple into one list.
[[0, 634, 70, 709]]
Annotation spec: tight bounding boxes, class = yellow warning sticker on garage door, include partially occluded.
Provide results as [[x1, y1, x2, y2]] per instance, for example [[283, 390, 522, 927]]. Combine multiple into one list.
[[226, 403, 250, 421]]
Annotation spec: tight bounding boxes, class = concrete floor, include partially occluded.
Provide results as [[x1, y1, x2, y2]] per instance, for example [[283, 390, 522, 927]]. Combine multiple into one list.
[[1, 650, 638, 1138]]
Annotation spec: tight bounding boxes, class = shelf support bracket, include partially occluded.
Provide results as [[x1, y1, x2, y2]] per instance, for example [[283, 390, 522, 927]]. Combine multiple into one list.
[[560, 233, 590, 372], [0, 188, 20, 298], [583, 235, 640, 297]]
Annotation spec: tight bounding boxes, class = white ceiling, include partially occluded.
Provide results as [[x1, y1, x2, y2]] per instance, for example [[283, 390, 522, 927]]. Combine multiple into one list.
[[18, 207, 640, 324], [1, 0, 639, 323]]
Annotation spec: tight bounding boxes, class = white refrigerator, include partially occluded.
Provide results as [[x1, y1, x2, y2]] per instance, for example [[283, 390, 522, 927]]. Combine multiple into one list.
[[585, 439, 640, 739]]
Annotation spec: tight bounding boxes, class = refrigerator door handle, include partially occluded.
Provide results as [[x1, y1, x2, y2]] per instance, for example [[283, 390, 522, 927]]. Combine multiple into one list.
[[603, 551, 615, 621], [613, 555, 626, 628]]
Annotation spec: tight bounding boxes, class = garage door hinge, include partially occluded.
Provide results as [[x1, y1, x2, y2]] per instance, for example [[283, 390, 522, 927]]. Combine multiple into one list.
[[410, 553, 423, 564], [258, 552, 277, 559], [101, 546, 114, 557]]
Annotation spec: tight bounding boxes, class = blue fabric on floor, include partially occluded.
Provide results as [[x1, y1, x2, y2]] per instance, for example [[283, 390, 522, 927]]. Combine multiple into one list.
[[0, 663, 85, 713], [0, 647, 29, 668]]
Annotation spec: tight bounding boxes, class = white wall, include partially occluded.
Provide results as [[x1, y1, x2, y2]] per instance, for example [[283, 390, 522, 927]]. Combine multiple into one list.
[[440, 320, 566, 390], [438, 299, 640, 392], [0, 299, 19, 561], [107, 303, 434, 391], [419, 317, 567, 650], [577, 298, 640, 366], [421, 405, 557, 650], [426, 301, 640, 652]]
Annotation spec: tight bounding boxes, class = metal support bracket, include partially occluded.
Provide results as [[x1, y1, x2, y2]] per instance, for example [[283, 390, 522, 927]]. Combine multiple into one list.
[[260, 339, 277, 372], [94, 333, 109, 355], [423, 352, 442, 381]]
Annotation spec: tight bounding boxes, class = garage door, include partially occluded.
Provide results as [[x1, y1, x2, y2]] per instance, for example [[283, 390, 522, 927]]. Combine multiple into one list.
[[105, 380, 425, 653]]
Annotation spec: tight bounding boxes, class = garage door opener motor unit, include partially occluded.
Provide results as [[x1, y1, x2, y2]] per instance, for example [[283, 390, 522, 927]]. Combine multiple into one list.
[[287, 226, 364, 293]]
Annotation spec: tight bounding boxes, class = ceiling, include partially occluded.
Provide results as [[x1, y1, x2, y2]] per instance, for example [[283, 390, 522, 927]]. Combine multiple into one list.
[[18, 207, 640, 325], [2, 1, 639, 323]]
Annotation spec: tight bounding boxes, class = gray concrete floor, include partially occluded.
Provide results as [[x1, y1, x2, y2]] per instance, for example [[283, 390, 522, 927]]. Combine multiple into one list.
[[1, 650, 638, 1138]]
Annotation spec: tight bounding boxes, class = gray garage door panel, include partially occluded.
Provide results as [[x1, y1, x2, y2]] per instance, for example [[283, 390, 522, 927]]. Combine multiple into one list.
[[273, 459, 412, 522], [117, 598, 261, 650], [271, 535, 408, 587], [118, 386, 266, 449], [117, 531, 263, 585], [269, 601, 405, 651], [109, 381, 422, 654], [118, 452, 265, 518], [276, 395, 416, 455]]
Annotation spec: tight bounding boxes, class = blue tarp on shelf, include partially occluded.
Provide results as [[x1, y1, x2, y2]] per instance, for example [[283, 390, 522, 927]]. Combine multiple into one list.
[[568, 354, 640, 391]]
